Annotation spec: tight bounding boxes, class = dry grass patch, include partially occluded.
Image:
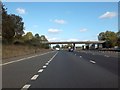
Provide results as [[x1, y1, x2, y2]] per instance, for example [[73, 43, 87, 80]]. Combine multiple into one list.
[[2, 45, 50, 59]]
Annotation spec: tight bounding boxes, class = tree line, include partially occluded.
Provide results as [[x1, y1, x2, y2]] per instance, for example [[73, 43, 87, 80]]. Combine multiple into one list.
[[98, 30, 120, 48], [1, 3, 49, 49]]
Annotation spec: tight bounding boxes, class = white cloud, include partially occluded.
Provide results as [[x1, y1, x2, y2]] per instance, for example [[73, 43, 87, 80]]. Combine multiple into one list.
[[79, 28, 88, 32], [16, 8, 26, 14], [50, 19, 66, 24], [48, 28, 62, 33], [99, 12, 117, 19], [48, 38, 58, 41]]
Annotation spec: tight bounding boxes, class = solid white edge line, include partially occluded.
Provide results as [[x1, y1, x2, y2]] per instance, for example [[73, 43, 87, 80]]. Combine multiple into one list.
[[31, 75, 39, 80], [21, 84, 31, 90], [90, 60, 96, 64], [1, 51, 55, 66], [49, 51, 58, 61], [38, 69, 43, 73]]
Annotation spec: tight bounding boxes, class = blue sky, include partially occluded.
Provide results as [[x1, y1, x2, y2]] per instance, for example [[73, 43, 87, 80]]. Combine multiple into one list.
[[3, 2, 118, 42]]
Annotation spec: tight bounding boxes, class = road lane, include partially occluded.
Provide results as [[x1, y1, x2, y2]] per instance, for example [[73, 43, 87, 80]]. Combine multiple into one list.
[[2, 50, 118, 89], [28, 50, 118, 88], [73, 50, 119, 76], [2, 51, 57, 88]]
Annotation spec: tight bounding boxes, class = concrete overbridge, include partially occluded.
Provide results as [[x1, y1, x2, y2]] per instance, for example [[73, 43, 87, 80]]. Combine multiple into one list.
[[43, 40, 106, 50]]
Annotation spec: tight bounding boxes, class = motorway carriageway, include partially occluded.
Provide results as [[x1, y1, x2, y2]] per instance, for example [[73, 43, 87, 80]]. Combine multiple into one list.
[[1, 50, 119, 89]]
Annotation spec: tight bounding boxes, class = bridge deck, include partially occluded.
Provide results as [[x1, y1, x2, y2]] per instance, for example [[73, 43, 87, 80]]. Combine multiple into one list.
[[45, 41, 105, 44]]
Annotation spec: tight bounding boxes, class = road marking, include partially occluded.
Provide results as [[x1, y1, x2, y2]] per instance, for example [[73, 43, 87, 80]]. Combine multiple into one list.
[[49, 60, 52, 62], [46, 52, 58, 64], [105, 55, 109, 57], [43, 65, 47, 68], [49, 51, 58, 61], [1, 51, 55, 66], [31, 75, 39, 80], [45, 63, 49, 66], [90, 60, 96, 64], [21, 84, 31, 90], [38, 69, 43, 73], [47, 61, 50, 63], [80, 56, 82, 58]]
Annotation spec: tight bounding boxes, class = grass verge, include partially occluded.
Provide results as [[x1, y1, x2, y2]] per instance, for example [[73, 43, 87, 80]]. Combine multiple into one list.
[[2, 45, 51, 60]]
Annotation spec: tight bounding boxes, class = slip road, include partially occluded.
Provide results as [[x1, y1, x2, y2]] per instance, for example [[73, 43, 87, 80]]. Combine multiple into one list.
[[2, 50, 118, 89]]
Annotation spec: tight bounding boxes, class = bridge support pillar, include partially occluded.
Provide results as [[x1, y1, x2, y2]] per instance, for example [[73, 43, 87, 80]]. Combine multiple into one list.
[[97, 43, 103, 49], [90, 43, 95, 50], [85, 44, 89, 50], [73, 43, 76, 50], [49, 44, 51, 49]]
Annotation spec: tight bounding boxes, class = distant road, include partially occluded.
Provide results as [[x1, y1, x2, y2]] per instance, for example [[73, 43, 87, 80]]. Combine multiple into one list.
[[2, 50, 119, 89]]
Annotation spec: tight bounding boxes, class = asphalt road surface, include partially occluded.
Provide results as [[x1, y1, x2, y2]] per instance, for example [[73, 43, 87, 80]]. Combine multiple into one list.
[[2, 50, 119, 89]]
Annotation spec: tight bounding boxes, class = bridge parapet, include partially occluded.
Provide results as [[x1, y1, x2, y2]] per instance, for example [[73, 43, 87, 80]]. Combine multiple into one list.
[[45, 41, 106, 44]]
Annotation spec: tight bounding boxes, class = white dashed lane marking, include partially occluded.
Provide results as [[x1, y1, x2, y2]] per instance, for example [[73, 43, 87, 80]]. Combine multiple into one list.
[[90, 60, 96, 64], [47, 61, 50, 63], [38, 69, 43, 73], [31, 75, 39, 80], [80, 56, 82, 58], [21, 84, 31, 90], [104, 55, 110, 57], [43, 65, 47, 68], [45, 63, 49, 66], [21, 52, 58, 89]]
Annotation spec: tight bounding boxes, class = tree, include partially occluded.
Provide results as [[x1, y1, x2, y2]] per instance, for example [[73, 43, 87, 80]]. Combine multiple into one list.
[[23, 32, 33, 41], [35, 33, 40, 39], [2, 4, 24, 43], [98, 31, 117, 48], [55, 44, 60, 48], [98, 32, 105, 41], [40, 35, 48, 43], [30, 33, 41, 47], [10, 14, 24, 39], [117, 31, 120, 47], [40, 35, 49, 49], [2, 6, 15, 43], [0, 2, 2, 35]]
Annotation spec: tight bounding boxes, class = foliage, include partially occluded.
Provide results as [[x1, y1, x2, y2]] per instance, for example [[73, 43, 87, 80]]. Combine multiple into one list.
[[55, 44, 60, 48], [116, 31, 120, 47], [2, 5, 15, 43], [98, 31, 118, 48], [35, 33, 40, 39], [23, 32, 33, 41], [2, 3, 49, 49], [2, 4, 24, 43], [10, 14, 24, 39]]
